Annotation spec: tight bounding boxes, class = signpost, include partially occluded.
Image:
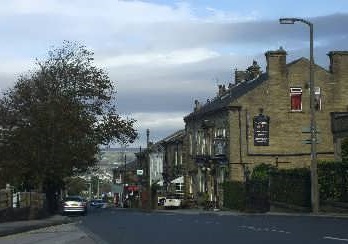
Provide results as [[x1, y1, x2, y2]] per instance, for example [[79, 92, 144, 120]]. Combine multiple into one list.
[[302, 127, 320, 144]]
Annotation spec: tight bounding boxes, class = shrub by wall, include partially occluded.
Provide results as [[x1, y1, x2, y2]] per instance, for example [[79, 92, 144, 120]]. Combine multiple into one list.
[[222, 181, 246, 211], [319, 161, 348, 203], [251, 163, 276, 181], [270, 168, 311, 208]]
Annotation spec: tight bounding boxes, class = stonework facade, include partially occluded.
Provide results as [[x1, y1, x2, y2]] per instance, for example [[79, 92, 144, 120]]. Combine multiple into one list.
[[183, 48, 348, 204]]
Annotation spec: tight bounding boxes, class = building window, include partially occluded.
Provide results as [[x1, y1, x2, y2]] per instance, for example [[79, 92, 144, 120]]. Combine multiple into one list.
[[189, 133, 193, 155], [175, 183, 184, 192], [290, 87, 302, 111], [175, 150, 178, 166], [314, 87, 322, 111]]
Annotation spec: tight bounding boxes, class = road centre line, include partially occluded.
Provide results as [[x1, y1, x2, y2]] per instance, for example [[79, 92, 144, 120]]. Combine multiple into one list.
[[239, 225, 291, 234], [323, 236, 348, 242]]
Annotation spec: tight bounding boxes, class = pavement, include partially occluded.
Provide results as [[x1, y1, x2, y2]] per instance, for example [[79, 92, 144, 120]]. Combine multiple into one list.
[[0, 208, 347, 238], [0, 214, 73, 237]]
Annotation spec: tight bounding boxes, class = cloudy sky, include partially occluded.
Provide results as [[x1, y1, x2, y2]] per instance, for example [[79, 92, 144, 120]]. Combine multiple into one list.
[[0, 0, 347, 148]]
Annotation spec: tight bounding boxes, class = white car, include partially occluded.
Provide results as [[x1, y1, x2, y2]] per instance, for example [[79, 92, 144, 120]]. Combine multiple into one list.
[[164, 194, 183, 209], [61, 196, 87, 215]]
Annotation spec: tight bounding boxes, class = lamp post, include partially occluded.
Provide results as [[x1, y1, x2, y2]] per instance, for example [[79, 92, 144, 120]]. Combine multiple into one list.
[[279, 17, 318, 213]]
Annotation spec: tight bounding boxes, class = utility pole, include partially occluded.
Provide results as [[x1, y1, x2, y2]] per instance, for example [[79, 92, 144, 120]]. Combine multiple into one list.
[[124, 154, 127, 184], [97, 177, 100, 199], [146, 129, 151, 209], [279, 18, 319, 213]]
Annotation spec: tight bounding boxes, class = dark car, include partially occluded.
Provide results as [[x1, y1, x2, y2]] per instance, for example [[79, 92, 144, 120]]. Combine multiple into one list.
[[90, 199, 107, 208], [61, 196, 87, 215]]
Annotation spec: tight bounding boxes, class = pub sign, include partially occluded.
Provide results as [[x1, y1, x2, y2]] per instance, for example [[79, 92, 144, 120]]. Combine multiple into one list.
[[253, 114, 270, 146]]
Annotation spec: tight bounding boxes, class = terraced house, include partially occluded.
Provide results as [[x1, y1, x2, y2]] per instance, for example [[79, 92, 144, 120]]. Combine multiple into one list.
[[183, 48, 348, 207]]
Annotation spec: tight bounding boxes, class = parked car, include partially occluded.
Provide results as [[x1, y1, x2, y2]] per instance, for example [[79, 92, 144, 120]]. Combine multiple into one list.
[[158, 196, 166, 206], [61, 196, 87, 215], [163, 194, 184, 209], [90, 199, 107, 208]]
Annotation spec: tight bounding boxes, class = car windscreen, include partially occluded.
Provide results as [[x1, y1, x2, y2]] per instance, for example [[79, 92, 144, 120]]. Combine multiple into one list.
[[64, 197, 82, 202]]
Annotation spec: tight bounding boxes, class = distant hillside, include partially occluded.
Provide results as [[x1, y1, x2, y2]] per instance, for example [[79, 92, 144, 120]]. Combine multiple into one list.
[[99, 148, 139, 167]]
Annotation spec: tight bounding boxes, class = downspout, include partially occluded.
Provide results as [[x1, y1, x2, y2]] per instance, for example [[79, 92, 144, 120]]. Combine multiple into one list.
[[238, 107, 243, 165]]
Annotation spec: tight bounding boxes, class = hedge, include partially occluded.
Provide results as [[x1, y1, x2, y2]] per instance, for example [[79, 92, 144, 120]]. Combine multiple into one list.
[[318, 161, 348, 202], [222, 181, 246, 211], [222, 161, 347, 212], [269, 168, 311, 208]]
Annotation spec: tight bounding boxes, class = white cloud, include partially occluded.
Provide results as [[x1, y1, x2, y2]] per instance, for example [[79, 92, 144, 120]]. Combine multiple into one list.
[[132, 112, 185, 129], [0, 58, 35, 74], [204, 7, 259, 23], [100, 48, 220, 67], [1, 0, 194, 22]]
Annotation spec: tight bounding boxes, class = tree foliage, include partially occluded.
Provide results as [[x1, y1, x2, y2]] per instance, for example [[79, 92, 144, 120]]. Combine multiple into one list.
[[65, 177, 88, 196], [0, 41, 137, 191]]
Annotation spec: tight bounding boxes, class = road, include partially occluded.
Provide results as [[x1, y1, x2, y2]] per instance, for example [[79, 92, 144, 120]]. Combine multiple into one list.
[[80, 208, 348, 244], [1, 208, 348, 243]]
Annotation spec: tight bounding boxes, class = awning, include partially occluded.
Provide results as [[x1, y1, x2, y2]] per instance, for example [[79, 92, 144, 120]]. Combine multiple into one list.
[[126, 185, 139, 191], [171, 176, 184, 184]]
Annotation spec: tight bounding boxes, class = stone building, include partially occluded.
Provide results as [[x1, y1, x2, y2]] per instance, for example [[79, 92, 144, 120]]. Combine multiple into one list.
[[161, 130, 185, 194], [183, 48, 348, 205], [134, 130, 185, 194]]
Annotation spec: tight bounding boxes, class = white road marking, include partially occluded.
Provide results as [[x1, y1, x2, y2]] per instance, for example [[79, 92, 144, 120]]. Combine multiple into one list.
[[239, 225, 291, 234], [323, 236, 348, 242]]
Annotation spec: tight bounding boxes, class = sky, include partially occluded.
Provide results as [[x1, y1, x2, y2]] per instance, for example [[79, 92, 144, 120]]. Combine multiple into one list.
[[0, 0, 347, 148]]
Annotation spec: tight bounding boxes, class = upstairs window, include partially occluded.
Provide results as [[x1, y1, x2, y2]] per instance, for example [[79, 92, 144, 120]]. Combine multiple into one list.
[[314, 87, 322, 111], [290, 87, 302, 111]]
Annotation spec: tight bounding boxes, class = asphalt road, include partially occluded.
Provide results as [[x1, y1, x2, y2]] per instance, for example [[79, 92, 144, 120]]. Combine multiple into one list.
[[77, 208, 348, 244]]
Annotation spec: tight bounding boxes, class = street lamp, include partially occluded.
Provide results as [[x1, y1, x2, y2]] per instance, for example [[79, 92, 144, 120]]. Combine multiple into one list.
[[279, 17, 318, 213]]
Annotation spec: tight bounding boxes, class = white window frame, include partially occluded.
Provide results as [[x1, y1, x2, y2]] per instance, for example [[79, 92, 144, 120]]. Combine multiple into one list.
[[290, 87, 303, 112], [314, 87, 322, 111]]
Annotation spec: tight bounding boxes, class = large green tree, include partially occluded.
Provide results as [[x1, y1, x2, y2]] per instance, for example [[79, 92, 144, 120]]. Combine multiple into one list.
[[0, 41, 137, 196]]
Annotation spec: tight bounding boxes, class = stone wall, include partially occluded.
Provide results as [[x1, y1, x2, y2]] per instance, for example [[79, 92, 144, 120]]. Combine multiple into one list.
[[227, 50, 348, 181]]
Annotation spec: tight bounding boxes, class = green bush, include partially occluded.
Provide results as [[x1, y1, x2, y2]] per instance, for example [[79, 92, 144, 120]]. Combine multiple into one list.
[[318, 161, 348, 202], [342, 138, 348, 161], [270, 168, 311, 208], [222, 181, 246, 211], [251, 163, 276, 181]]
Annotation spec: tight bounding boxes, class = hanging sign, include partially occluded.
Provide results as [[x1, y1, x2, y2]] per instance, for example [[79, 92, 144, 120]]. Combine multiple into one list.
[[253, 114, 270, 146]]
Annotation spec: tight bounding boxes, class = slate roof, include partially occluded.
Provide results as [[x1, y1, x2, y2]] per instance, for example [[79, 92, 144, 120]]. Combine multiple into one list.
[[286, 57, 329, 73], [184, 72, 268, 120], [162, 129, 185, 143]]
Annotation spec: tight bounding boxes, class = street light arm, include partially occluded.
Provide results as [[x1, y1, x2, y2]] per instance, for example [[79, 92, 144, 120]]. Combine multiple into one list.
[[279, 17, 312, 27]]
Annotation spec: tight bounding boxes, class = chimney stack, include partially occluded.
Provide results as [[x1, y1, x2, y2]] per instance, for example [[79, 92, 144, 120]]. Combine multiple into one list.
[[328, 51, 348, 81], [194, 99, 201, 112], [265, 47, 287, 79], [235, 69, 247, 84], [246, 60, 261, 80]]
